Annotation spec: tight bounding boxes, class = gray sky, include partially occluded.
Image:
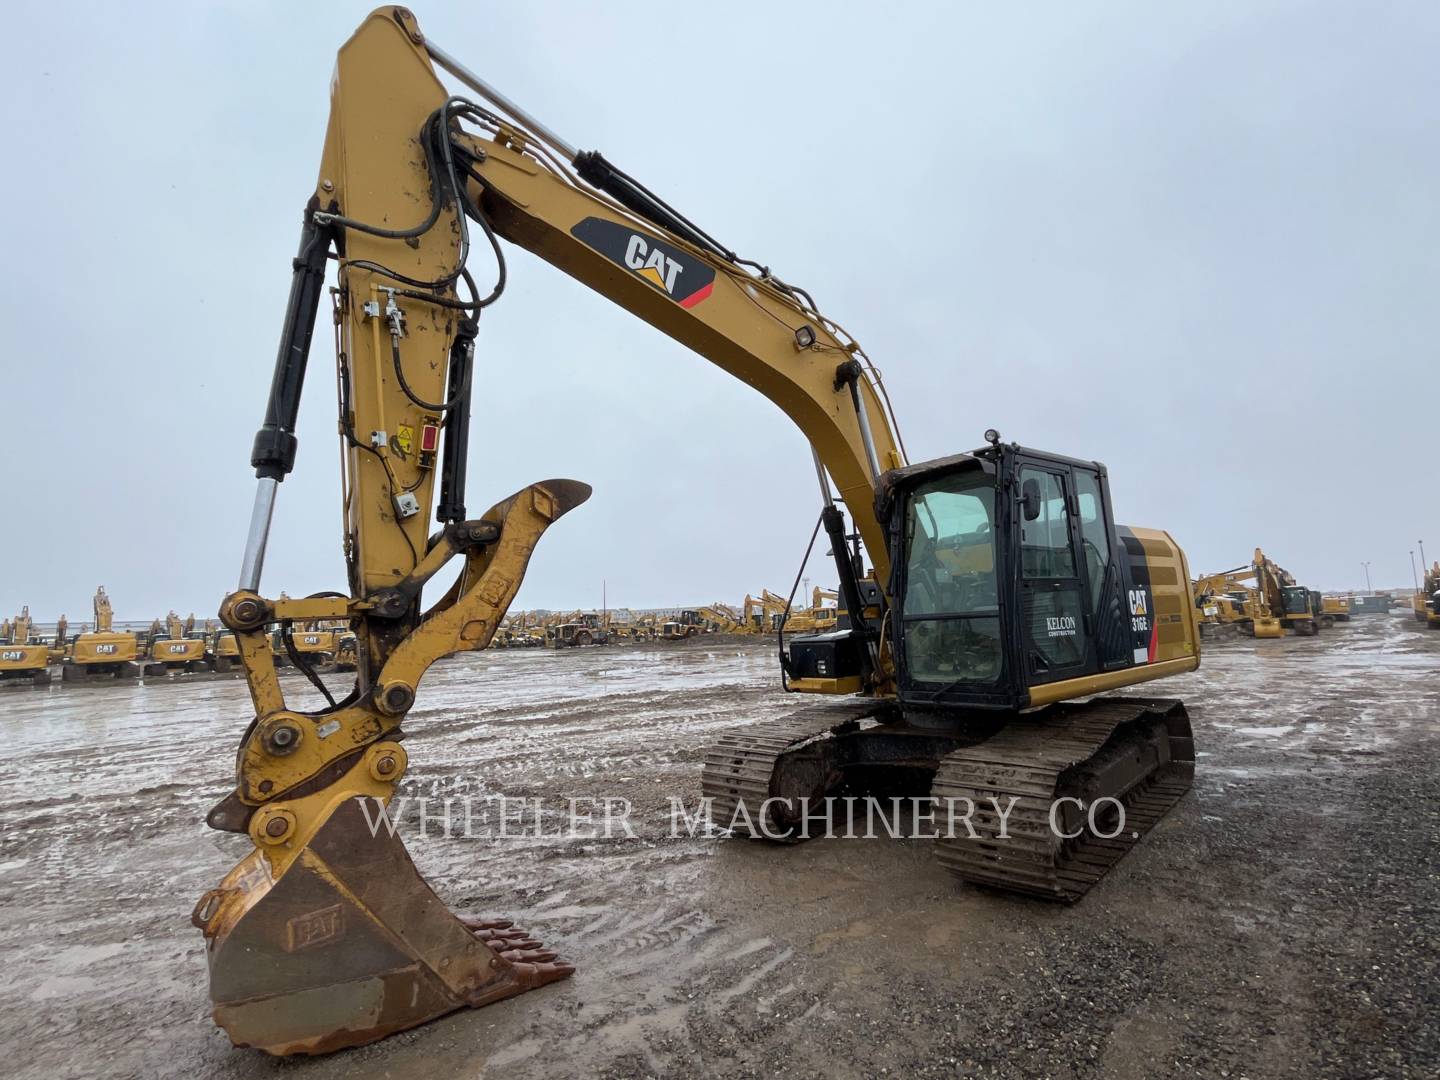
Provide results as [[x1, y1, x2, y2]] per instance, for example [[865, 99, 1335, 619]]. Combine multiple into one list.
[[2, 0, 1436, 622]]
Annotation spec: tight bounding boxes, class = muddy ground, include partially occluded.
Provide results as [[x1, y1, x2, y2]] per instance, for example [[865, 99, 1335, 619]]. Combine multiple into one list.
[[0, 613, 1435, 1079]]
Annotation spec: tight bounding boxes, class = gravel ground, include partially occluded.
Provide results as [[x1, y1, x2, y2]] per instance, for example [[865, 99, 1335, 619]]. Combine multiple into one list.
[[0, 612, 1435, 1079]]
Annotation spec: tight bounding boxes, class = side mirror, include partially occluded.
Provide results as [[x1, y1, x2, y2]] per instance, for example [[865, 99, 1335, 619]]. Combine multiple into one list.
[[1021, 478, 1042, 521]]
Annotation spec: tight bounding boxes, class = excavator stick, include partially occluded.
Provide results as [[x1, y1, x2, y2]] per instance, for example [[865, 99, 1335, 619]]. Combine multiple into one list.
[[194, 797, 571, 1056]]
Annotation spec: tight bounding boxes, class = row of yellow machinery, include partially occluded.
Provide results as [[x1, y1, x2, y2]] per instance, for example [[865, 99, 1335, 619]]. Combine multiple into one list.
[[2, 581, 844, 683], [0, 588, 358, 686], [489, 587, 842, 648], [12, 555, 1422, 688], [1190, 549, 1428, 638]]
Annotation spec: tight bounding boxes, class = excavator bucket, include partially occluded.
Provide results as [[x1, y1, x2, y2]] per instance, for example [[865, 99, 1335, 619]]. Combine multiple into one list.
[[193, 797, 572, 1055], [194, 479, 593, 1055]]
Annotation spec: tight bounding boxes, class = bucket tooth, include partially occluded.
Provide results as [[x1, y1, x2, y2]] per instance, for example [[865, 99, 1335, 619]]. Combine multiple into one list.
[[194, 797, 573, 1056]]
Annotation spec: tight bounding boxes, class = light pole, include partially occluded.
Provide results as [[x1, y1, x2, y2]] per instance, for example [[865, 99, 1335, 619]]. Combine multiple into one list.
[[1361, 561, 1372, 592]]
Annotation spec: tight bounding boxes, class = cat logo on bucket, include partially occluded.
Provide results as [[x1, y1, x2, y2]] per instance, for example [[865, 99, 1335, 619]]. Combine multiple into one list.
[[570, 217, 716, 308]]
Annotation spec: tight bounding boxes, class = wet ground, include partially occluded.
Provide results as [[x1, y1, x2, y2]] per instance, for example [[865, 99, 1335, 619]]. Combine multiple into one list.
[[1, 613, 1436, 1079]]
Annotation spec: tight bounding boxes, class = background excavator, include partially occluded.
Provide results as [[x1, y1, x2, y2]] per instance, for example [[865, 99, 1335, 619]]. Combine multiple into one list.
[[65, 586, 141, 681], [196, 7, 1199, 1057], [1192, 562, 1283, 638], [1252, 548, 1321, 636], [696, 603, 747, 633], [145, 611, 209, 675], [742, 591, 785, 632], [780, 586, 841, 634], [0, 606, 53, 686], [1415, 562, 1440, 628]]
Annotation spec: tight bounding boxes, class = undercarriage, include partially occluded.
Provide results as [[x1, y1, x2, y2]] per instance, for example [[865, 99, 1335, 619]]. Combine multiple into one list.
[[702, 697, 1194, 901]]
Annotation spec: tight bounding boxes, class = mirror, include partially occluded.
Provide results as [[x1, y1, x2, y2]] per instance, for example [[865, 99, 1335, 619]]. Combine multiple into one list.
[[1021, 477, 1042, 521]]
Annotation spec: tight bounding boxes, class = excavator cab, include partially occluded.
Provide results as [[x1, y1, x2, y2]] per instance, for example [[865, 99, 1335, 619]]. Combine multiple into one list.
[[788, 440, 1197, 710], [872, 442, 1197, 711]]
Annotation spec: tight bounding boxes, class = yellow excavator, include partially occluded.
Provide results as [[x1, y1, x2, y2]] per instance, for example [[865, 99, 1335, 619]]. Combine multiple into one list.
[[696, 602, 746, 632], [211, 629, 242, 672], [1192, 565, 1283, 638], [494, 610, 546, 646], [782, 586, 841, 633], [65, 586, 141, 681], [145, 610, 210, 675], [196, 8, 1199, 1056], [741, 592, 781, 632], [1415, 562, 1440, 628], [1320, 595, 1352, 623], [47, 613, 70, 665], [0, 606, 53, 686], [1252, 548, 1320, 636], [742, 589, 794, 632]]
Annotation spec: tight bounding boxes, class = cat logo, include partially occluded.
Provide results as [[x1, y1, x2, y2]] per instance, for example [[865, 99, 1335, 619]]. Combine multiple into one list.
[[1, 650, 23, 662], [624, 234, 683, 293], [570, 217, 716, 308], [96, 643, 118, 655], [285, 904, 344, 952], [1128, 589, 1149, 617], [168, 643, 188, 654]]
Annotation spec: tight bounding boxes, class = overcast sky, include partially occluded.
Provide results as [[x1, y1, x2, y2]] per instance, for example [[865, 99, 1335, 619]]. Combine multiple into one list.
[[1, 1, 1435, 622]]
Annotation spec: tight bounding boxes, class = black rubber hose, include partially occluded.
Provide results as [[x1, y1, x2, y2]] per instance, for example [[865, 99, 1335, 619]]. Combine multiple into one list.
[[778, 512, 825, 689]]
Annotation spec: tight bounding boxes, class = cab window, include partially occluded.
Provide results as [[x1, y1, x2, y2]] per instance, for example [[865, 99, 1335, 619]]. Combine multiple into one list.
[[1020, 470, 1075, 579], [902, 471, 1002, 684], [1073, 469, 1109, 613]]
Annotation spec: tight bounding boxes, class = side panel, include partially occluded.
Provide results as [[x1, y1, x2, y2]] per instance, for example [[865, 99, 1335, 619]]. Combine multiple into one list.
[[0, 645, 50, 672], [1117, 527, 1200, 667], [151, 639, 208, 663], [73, 633, 140, 664], [291, 632, 338, 655]]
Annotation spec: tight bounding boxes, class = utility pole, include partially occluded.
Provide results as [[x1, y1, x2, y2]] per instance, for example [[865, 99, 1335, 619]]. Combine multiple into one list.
[[1361, 561, 1372, 592]]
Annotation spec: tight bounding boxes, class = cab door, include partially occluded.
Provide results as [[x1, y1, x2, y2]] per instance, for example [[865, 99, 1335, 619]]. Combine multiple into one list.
[[1017, 463, 1091, 684]]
